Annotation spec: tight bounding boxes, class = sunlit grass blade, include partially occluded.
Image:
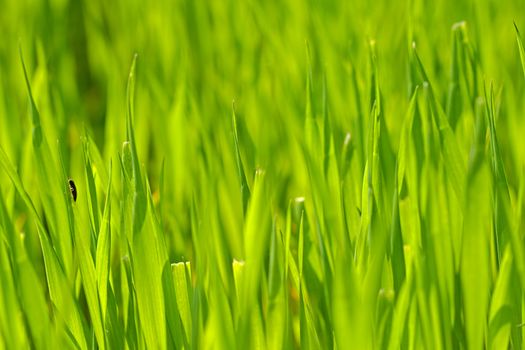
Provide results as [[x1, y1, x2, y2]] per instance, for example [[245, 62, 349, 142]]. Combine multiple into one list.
[[82, 134, 101, 236], [126, 54, 147, 237], [237, 170, 271, 347], [391, 88, 419, 293], [57, 137, 106, 349], [232, 102, 251, 215], [412, 44, 466, 199], [145, 175, 186, 350], [333, 252, 370, 349], [124, 55, 167, 349], [514, 22, 525, 80], [488, 248, 515, 348], [446, 22, 464, 129], [19, 48, 74, 276], [0, 194, 43, 349], [483, 83, 522, 346], [389, 169, 406, 293], [387, 266, 413, 349], [172, 262, 192, 345], [266, 216, 288, 348], [96, 161, 112, 320], [461, 141, 491, 349], [0, 143, 87, 348], [510, 169, 525, 290], [40, 223, 88, 349], [72, 203, 105, 349], [484, 84, 511, 264]]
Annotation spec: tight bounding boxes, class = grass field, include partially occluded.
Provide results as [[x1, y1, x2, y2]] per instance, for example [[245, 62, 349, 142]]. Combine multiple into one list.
[[1, 0, 525, 348]]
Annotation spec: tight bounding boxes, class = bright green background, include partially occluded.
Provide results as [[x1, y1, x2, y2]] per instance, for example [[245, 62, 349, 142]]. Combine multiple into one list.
[[1, 0, 525, 348]]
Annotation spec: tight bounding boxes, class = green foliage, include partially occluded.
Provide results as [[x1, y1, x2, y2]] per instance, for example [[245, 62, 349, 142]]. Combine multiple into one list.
[[1, 0, 525, 348]]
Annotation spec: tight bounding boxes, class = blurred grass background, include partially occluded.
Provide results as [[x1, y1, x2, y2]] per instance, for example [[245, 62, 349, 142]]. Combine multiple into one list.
[[1, 0, 525, 348]]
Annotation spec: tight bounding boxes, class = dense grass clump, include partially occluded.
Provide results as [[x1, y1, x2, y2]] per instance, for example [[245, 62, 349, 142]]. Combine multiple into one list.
[[1, 0, 525, 348]]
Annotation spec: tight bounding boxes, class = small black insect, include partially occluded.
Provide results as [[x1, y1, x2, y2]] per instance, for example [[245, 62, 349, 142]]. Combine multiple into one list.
[[68, 179, 77, 202]]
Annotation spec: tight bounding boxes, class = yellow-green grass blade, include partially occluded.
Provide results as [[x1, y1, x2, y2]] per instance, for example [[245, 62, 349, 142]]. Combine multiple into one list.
[[39, 223, 88, 349], [232, 102, 251, 215], [94, 161, 125, 348], [96, 161, 112, 321], [445, 23, 463, 129], [266, 217, 288, 349], [488, 247, 516, 348], [125, 54, 147, 238], [485, 84, 512, 256], [333, 251, 370, 349], [387, 267, 414, 349], [0, 195, 36, 349], [172, 262, 192, 345], [56, 135, 106, 349], [19, 49, 75, 278], [72, 204, 105, 350], [461, 146, 491, 349], [0, 144, 87, 348], [412, 45, 466, 200], [125, 56, 167, 349], [391, 88, 419, 294], [145, 174, 186, 349], [514, 22, 525, 81], [82, 134, 101, 237], [483, 84, 522, 347], [237, 170, 271, 347]]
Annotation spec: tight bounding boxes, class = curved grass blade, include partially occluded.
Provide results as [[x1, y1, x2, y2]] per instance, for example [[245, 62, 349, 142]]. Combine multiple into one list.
[[412, 44, 466, 199], [96, 162, 112, 321], [125, 55, 168, 350], [19, 48, 74, 275], [484, 84, 511, 265], [514, 22, 525, 80], [237, 170, 271, 348], [231, 102, 251, 215], [56, 138, 105, 349], [0, 192, 55, 348], [126, 54, 147, 237], [461, 140, 491, 350], [82, 134, 101, 236]]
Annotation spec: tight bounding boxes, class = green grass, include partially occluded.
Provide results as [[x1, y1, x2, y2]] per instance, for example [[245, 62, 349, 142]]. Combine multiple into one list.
[[1, 0, 525, 348]]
